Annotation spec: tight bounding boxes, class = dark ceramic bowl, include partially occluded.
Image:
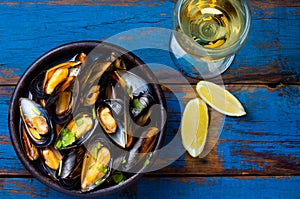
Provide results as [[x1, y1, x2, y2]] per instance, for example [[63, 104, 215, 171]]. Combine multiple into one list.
[[8, 41, 167, 197]]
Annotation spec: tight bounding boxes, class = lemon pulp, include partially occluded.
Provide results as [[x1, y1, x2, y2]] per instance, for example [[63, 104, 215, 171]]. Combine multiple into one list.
[[181, 98, 209, 158]]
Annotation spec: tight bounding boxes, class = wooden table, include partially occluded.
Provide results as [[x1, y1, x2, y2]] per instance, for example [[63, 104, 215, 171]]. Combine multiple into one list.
[[1, 0, 299, 198]]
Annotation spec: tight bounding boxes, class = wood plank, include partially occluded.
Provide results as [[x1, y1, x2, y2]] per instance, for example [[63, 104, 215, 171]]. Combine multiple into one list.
[[2, 84, 300, 176], [0, 1, 299, 85], [0, 176, 299, 198]]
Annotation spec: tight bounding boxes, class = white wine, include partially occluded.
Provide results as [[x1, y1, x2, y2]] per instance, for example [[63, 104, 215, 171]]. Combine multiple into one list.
[[170, 0, 250, 78], [177, 0, 247, 49]]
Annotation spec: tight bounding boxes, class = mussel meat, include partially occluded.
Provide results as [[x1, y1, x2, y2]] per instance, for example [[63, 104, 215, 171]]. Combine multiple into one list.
[[30, 60, 81, 98], [79, 60, 112, 92], [96, 99, 133, 149], [40, 146, 63, 180], [46, 76, 79, 124], [75, 52, 87, 63], [81, 140, 111, 192], [55, 113, 94, 150], [110, 52, 126, 70], [19, 98, 55, 147], [82, 85, 100, 106], [41, 147, 62, 171], [54, 91, 74, 123], [97, 107, 117, 134]]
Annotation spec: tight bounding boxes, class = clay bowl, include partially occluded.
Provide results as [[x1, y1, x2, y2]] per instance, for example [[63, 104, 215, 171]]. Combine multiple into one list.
[[8, 40, 167, 197]]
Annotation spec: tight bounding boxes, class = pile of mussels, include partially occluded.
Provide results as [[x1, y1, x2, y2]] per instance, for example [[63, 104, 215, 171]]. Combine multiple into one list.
[[19, 52, 160, 192]]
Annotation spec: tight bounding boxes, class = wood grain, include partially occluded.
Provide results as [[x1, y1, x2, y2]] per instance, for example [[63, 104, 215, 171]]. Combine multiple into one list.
[[0, 177, 299, 198], [2, 84, 300, 176], [0, 0, 299, 197], [0, 0, 299, 85]]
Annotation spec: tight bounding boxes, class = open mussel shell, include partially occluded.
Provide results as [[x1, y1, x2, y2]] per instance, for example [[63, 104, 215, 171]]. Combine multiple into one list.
[[21, 124, 39, 161], [19, 98, 55, 147], [96, 99, 133, 149], [9, 41, 167, 197], [55, 112, 96, 150], [39, 146, 63, 181], [51, 78, 80, 124], [122, 127, 159, 172], [79, 58, 113, 93], [59, 146, 86, 189], [81, 138, 112, 192], [29, 61, 82, 99], [114, 70, 156, 126]]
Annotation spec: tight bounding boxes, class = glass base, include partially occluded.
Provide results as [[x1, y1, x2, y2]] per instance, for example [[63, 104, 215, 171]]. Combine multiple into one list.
[[169, 33, 235, 79]]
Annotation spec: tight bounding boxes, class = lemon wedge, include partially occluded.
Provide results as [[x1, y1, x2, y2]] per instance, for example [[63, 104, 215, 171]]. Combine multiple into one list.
[[181, 98, 209, 158], [196, 81, 246, 116]]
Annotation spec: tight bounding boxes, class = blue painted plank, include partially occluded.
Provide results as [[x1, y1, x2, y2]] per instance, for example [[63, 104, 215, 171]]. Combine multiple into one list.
[[0, 176, 299, 199], [1, 85, 300, 175], [0, 1, 299, 84]]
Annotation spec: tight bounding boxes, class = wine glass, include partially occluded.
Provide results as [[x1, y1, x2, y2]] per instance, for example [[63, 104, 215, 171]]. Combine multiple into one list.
[[169, 0, 251, 79]]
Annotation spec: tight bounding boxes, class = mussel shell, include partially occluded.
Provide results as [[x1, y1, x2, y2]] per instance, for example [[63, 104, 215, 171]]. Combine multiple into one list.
[[81, 138, 112, 192], [19, 98, 55, 147], [130, 92, 156, 126], [122, 127, 159, 172], [96, 99, 133, 149], [51, 91, 74, 124], [59, 178, 80, 190], [79, 59, 113, 93], [114, 70, 153, 97], [114, 70, 156, 126], [52, 78, 79, 124], [39, 146, 63, 181], [29, 72, 48, 99], [21, 124, 39, 161], [60, 146, 86, 179], [55, 112, 96, 150]]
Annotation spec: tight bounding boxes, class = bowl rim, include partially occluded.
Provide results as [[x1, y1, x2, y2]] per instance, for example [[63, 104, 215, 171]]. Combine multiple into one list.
[[8, 40, 167, 197]]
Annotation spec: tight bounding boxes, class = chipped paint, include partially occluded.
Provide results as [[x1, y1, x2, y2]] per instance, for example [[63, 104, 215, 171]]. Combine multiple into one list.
[[0, 134, 11, 145], [0, 67, 20, 85], [0, 0, 160, 7], [0, 179, 49, 197], [255, 39, 282, 50], [249, 0, 300, 10]]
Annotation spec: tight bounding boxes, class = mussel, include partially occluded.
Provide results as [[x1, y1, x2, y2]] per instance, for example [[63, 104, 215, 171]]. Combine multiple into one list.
[[79, 60, 112, 93], [46, 74, 80, 124], [97, 106, 117, 134], [79, 52, 128, 107], [113, 70, 156, 126], [41, 146, 62, 171], [54, 91, 74, 122], [19, 98, 55, 147], [40, 146, 63, 180], [75, 52, 87, 63], [59, 147, 86, 189], [82, 85, 100, 106], [96, 99, 133, 149], [30, 60, 82, 99], [18, 50, 163, 192], [122, 127, 159, 172], [55, 113, 95, 150], [21, 124, 39, 161], [110, 52, 126, 70], [81, 139, 112, 192]]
